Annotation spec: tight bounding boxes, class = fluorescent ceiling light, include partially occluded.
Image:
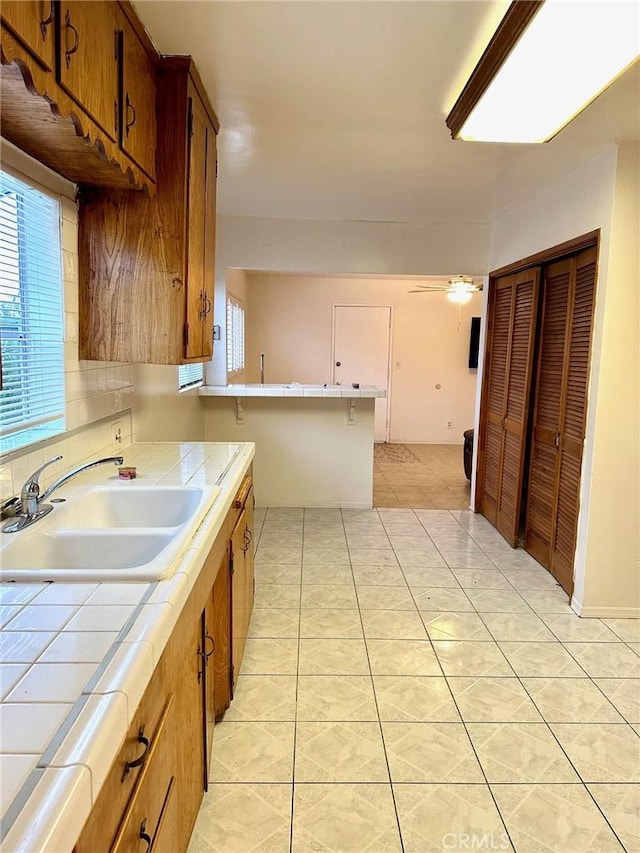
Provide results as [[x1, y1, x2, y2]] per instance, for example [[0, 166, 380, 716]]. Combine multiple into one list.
[[447, 0, 640, 143]]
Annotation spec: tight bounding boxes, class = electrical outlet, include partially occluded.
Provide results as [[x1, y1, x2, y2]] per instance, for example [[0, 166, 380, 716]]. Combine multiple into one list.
[[447, 420, 453, 429], [111, 420, 122, 448]]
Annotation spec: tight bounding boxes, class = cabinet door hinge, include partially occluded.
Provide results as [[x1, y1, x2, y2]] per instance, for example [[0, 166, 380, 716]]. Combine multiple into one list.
[[183, 323, 189, 347], [229, 553, 234, 575]]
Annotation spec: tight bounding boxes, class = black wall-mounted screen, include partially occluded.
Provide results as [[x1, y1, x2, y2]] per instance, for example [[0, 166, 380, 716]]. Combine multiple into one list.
[[468, 316, 481, 369]]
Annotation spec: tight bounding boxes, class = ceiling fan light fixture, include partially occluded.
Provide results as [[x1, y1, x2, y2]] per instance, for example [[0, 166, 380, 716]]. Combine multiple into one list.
[[447, 286, 474, 305], [446, 0, 640, 144]]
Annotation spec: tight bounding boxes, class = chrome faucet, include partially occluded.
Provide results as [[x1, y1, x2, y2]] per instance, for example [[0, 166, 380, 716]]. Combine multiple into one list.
[[2, 454, 124, 533]]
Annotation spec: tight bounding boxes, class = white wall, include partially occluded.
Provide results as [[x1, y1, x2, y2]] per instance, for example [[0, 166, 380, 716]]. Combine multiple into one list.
[[207, 215, 492, 386], [243, 273, 482, 443], [576, 142, 639, 615], [204, 396, 375, 507], [132, 365, 205, 442], [488, 143, 639, 616]]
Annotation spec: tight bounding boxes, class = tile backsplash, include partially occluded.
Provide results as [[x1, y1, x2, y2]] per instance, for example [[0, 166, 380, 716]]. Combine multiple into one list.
[[0, 176, 136, 500]]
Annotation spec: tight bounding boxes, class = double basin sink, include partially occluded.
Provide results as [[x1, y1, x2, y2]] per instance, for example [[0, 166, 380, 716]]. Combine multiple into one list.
[[0, 485, 221, 582]]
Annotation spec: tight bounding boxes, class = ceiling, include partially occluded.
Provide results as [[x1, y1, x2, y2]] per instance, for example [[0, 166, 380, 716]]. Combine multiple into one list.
[[135, 1, 640, 227]]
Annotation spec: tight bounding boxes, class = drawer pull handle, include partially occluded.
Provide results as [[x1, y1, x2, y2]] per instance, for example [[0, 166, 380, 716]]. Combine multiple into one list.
[[242, 528, 252, 553], [64, 10, 79, 68], [139, 820, 152, 850], [204, 632, 215, 660], [121, 727, 150, 780], [40, 1, 54, 38], [125, 94, 137, 135]]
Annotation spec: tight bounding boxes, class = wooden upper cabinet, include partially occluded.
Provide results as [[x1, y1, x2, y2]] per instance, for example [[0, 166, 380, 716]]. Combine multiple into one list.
[[1, 1, 55, 70], [57, 1, 119, 141], [185, 91, 208, 360], [185, 89, 217, 360], [78, 57, 219, 364], [119, 7, 157, 180]]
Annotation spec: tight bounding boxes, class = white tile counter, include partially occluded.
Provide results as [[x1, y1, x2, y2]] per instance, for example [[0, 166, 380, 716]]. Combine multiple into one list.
[[199, 383, 386, 398], [0, 441, 254, 852]]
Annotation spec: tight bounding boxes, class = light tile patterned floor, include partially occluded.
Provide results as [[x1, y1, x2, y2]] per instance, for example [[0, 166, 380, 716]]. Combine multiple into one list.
[[374, 443, 471, 509], [188, 507, 640, 853]]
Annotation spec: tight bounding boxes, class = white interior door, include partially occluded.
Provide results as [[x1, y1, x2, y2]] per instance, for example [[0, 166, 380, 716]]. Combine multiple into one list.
[[333, 305, 391, 442]]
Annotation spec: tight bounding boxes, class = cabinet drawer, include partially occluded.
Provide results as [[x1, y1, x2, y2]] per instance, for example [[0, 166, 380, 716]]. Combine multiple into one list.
[[75, 666, 171, 852], [112, 694, 176, 852]]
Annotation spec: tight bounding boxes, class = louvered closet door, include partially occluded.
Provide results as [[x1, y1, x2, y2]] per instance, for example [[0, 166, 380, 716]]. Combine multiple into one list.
[[525, 247, 597, 594], [478, 268, 540, 544]]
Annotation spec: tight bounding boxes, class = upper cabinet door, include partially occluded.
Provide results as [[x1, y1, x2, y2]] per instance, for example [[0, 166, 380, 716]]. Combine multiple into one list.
[[1, 1, 55, 70], [185, 89, 208, 360], [57, 1, 119, 141], [120, 12, 157, 180], [201, 123, 217, 359]]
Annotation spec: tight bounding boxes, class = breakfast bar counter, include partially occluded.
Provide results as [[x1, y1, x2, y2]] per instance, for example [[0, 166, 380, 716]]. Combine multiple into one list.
[[200, 384, 386, 508]]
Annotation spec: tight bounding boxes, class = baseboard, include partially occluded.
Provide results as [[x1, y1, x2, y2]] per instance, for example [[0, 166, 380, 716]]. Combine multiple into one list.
[[571, 600, 640, 619]]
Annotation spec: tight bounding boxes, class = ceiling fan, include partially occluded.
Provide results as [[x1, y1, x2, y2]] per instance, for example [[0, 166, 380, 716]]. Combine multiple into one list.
[[410, 276, 483, 304]]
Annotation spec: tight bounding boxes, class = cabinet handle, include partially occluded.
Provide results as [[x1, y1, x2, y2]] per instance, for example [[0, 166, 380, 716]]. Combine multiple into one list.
[[40, 1, 54, 39], [139, 820, 152, 851], [243, 528, 252, 554], [121, 727, 150, 781], [64, 10, 79, 68], [203, 294, 212, 316], [197, 643, 205, 683], [204, 632, 215, 660], [125, 94, 137, 136]]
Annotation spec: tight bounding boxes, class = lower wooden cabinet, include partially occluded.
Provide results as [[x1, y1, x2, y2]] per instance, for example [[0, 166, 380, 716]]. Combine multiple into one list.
[[111, 696, 176, 853], [74, 468, 254, 852], [212, 549, 231, 719]]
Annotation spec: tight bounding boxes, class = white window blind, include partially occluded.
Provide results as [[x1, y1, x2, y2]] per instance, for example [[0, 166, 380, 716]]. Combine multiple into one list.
[[178, 362, 204, 391], [226, 295, 245, 376], [0, 170, 65, 453]]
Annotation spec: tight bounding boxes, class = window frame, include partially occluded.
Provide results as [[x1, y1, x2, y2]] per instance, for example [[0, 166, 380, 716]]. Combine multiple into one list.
[[178, 361, 204, 392], [0, 166, 66, 454], [226, 293, 245, 379]]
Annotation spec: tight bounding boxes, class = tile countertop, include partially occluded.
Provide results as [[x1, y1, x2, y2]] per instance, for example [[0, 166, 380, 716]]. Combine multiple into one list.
[[0, 441, 255, 853], [199, 383, 386, 398]]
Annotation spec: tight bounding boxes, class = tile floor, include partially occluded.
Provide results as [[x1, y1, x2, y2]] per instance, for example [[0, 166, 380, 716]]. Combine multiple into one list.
[[188, 507, 640, 853], [373, 444, 471, 509]]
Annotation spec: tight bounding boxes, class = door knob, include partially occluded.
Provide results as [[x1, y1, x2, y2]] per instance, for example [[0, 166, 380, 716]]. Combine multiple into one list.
[[335, 361, 341, 367]]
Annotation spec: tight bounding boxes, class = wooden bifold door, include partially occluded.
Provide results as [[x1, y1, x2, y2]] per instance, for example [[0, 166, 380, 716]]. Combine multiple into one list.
[[525, 246, 597, 594], [476, 237, 598, 596], [476, 268, 540, 546]]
